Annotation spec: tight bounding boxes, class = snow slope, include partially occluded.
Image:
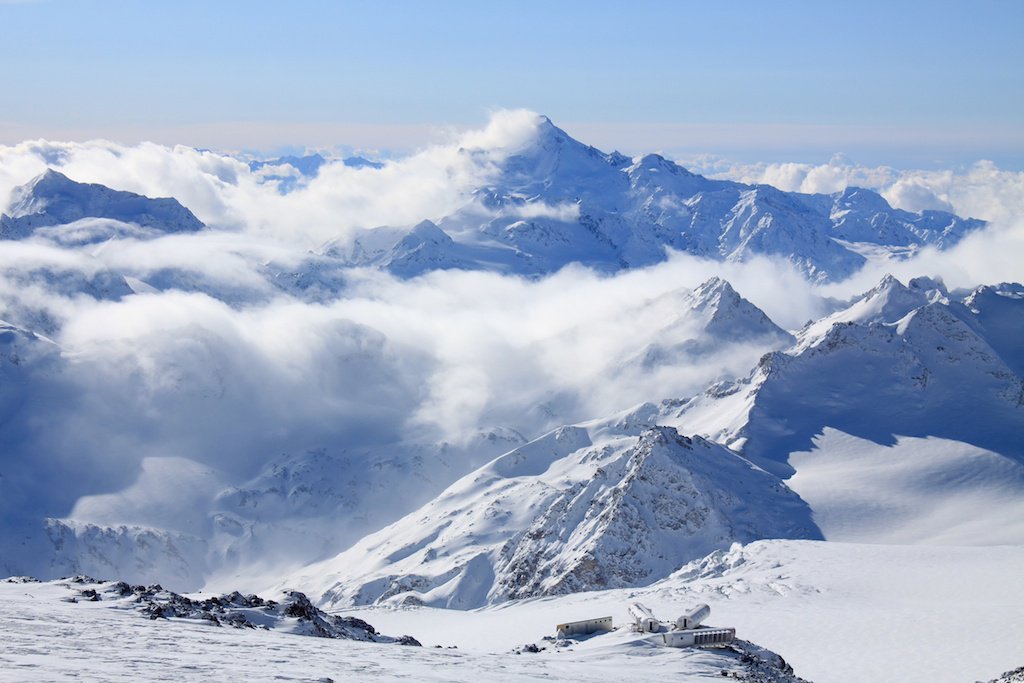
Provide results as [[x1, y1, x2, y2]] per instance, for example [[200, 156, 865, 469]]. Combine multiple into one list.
[[786, 429, 1024, 544], [3, 542, 1019, 683], [337, 540, 1024, 683], [0, 574, 805, 682]]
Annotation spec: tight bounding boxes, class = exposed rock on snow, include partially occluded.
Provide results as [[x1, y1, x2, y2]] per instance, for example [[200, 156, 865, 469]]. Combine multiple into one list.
[[984, 666, 1024, 683], [8, 576, 421, 645], [0, 570, 818, 682]]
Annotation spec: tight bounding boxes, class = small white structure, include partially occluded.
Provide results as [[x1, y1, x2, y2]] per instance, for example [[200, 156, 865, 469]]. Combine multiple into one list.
[[627, 602, 660, 633], [675, 603, 711, 630], [556, 616, 613, 637], [661, 627, 736, 648]]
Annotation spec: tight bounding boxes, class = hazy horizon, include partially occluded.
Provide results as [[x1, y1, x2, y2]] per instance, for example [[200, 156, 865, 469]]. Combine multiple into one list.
[[2, 1, 1022, 168]]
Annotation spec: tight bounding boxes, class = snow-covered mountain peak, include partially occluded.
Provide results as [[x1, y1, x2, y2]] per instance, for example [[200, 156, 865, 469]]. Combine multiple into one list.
[[831, 185, 894, 214], [381, 220, 467, 277], [629, 152, 696, 177], [24, 167, 72, 191], [964, 281, 1024, 311], [686, 277, 793, 344], [859, 273, 933, 312], [4, 168, 70, 216], [796, 274, 934, 350], [394, 219, 452, 248], [614, 279, 792, 376], [1, 169, 205, 240], [492, 116, 627, 199], [959, 282, 1024, 377], [690, 275, 736, 303]]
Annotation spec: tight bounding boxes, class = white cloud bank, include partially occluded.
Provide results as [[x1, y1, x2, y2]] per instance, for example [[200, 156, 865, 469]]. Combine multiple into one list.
[[0, 109, 550, 245]]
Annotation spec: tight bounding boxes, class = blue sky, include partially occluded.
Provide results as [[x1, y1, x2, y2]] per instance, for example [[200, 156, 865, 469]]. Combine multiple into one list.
[[1, 0, 1022, 167]]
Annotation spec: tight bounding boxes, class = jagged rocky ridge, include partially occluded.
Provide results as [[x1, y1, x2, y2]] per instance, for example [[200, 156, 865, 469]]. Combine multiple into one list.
[[664, 275, 1024, 475], [284, 415, 820, 610]]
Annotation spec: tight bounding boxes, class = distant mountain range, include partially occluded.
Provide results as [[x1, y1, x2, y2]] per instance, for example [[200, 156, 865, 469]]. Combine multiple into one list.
[[2, 115, 984, 284], [317, 116, 983, 282]]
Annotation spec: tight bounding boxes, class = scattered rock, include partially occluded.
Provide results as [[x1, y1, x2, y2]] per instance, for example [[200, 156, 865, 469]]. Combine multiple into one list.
[[983, 666, 1024, 683]]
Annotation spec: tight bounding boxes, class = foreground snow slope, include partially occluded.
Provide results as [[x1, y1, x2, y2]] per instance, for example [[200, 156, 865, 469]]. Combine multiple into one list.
[[7, 541, 1011, 683], [0, 575, 803, 682], [787, 428, 1024, 544], [338, 540, 1024, 683]]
